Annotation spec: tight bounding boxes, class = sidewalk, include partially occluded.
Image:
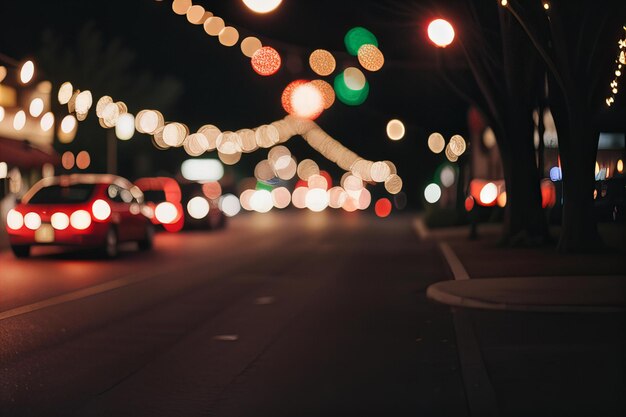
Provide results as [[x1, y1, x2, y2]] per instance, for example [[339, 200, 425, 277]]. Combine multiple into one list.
[[418, 217, 626, 416], [418, 218, 626, 312]]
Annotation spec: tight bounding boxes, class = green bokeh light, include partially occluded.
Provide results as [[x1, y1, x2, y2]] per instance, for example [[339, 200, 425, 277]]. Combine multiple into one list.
[[344, 27, 378, 56], [334, 73, 369, 106]]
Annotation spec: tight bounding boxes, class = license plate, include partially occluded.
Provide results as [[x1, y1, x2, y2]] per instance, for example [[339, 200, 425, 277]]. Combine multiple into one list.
[[35, 224, 54, 243]]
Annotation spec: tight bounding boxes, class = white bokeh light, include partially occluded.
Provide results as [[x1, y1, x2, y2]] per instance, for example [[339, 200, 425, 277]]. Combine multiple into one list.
[[424, 183, 442, 204]]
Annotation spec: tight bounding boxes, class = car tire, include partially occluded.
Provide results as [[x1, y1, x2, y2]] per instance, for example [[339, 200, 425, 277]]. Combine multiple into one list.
[[103, 227, 119, 259], [138, 223, 154, 251], [11, 245, 30, 258]]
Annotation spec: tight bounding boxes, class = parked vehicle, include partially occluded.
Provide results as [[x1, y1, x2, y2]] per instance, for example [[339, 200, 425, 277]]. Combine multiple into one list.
[[5, 174, 154, 258], [134, 177, 185, 232], [135, 177, 226, 231]]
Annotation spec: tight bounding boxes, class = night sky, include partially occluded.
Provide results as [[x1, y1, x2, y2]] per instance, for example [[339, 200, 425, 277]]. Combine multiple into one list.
[[0, 0, 471, 207]]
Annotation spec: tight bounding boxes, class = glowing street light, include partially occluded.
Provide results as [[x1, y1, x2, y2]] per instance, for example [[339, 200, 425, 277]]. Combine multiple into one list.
[[242, 0, 282, 14], [427, 19, 455, 48]]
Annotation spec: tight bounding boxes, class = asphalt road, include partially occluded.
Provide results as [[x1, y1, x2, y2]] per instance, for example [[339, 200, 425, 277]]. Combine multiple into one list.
[[0, 211, 466, 416]]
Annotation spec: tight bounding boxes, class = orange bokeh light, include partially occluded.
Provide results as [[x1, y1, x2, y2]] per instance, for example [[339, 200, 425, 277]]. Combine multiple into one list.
[[251, 46, 281, 76]]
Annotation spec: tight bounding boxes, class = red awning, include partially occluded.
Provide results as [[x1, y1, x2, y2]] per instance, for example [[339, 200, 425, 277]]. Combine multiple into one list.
[[0, 136, 60, 169]]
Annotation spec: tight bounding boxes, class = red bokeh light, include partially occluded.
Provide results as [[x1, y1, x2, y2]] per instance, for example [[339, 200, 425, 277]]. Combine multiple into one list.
[[375, 198, 392, 218], [464, 196, 475, 212], [281, 80, 307, 115], [251, 46, 282, 76]]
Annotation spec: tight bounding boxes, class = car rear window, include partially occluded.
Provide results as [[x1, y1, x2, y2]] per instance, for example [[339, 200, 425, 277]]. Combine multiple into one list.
[[142, 190, 167, 202], [27, 184, 96, 204]]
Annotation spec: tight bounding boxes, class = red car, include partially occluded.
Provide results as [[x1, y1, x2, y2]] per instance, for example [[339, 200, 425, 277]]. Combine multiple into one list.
[[5, 174, 154, 258]]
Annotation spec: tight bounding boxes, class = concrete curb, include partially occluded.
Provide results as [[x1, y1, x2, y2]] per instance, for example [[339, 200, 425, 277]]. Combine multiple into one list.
[[426, 278, 626, 313]]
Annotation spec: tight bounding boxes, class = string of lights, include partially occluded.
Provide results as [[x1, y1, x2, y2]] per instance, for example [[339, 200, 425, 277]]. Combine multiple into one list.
[[606, 26, 626, 107]]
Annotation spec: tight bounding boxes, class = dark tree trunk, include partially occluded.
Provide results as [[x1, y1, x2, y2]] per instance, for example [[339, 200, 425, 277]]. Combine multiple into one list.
[[550, 93, 601, 252], [497, 8, 550, 245]]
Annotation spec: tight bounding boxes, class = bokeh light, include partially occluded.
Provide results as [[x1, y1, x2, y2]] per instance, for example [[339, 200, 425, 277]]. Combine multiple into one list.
[[51, 212, 69, 230], [386, 119, 405, 141], [59, 115, 77, 143], [440, 165, 455, 187], [344, 27, 378, 56], [242, 0, 283, 13], [204, 16, 225, 36], [297, 159, 319, 181], [483, 127, 497, 149], [29, 98, 44, 117], [187, 196, 210, 219], [445, 144, 459, 162], [291, 186, 308, 209], [186, 5, 206, 24], [427, 19, 455, 47], [290, 82, 324, 119], [181, 158, 224, 181], [76, 151, 91, 169], [309, 49, 336, 76], [328, 186, 348, 209], [115, 113, 135, 140], [305, 188, 329, 212], [334, 72, 369, 106], [40, 112, 54, 131], [58, 82, 73, 105], [251, 46, 281, 76], [384, 174, 403, 195], [20, 60, 34, 84], [479, 182, 498, 205], [155, 202, 178, 224], [172, 0, 192, 15], [310, 80, 335, 109], [449, 134, 466, 156], [13, 110, 26, 131], [617, 159, 624, 174], [549, 166, 562, 182], [219, 26, 239, 47], [357, 44, 384, 72], [241, 36, 262, 57], [219, 194, 241, 217], [255, 124, 280, 147], [75, 90, 93, 115], [271, 187, 291, 209], [428, 132, 445, 153], [163, 122, 188, 147], [61, 151, 75, 170], [375, 198, 392, 218], [370, 161, 391, 183], [343, 67, 366, 90], [424, 183, 442, 203], [497, 191, 507, 208], [250, 189, 273, 213]]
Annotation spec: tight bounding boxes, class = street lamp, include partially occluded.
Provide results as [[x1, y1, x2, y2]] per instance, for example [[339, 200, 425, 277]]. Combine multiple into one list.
[[427, 19, 455, 48]]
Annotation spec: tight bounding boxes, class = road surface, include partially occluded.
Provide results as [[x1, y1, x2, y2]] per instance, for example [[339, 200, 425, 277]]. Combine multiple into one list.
[[0, 211, 467, 416]]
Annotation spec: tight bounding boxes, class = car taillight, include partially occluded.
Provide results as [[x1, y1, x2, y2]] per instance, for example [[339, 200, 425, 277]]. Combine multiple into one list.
[[70, 210, 91, 230], [51, 212, 70, 230], [91, 199, 111, 221], [24, 212, 42, 230], [6, 209, 24, 230]]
